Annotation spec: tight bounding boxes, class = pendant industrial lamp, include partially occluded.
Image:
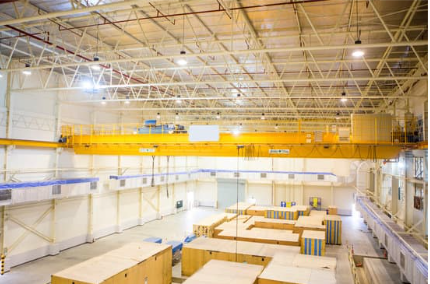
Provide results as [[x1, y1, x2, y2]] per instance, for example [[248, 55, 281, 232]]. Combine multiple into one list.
[[352, 0, 364, 57], [92, 24, 101, 70], [177, 13, 188, 66]]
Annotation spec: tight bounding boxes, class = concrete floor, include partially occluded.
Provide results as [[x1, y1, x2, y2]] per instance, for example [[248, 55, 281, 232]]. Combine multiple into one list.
[[1, 207, 389, 284]]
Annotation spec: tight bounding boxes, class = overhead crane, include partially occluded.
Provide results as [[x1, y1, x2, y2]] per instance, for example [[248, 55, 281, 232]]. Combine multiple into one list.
[[59, 128, 422, 159]]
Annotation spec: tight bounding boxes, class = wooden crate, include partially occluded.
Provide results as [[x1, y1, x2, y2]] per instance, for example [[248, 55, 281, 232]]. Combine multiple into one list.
[[246, 206, 270, 216], [301, 230, 326, 256], [309, 210, 327, 217], [257, 263, 336, 284], [51, 242, 172, 284], [225, 202, 255, 215], [293, 216, 326, 236], [193, 213, 237, 237], [265, 207, 298, 220], [293, 205, 310, 217], [328, 206, 337, 215], [324, 215, 342, 245], [183, 259, 264, 284], [216, 228, 300, 246], [181, 237, 300, 276], [251, 216, 296, 230]]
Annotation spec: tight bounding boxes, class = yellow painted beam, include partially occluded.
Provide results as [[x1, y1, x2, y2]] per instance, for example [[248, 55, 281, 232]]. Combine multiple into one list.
[[0, 138, 63, 148], [72, 144, 403, 159]]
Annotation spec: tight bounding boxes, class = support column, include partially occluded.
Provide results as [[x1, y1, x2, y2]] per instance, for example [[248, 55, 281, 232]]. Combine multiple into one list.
[[87, 110, 96, 242], [116, 156, 122, 233], [330, 183, 334, 206], [138, 156, 145, 225]]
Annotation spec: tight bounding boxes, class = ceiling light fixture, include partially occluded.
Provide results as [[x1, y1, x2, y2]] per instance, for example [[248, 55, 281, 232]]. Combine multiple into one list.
[[236, 94, 241, 104], [336, 112, 340, 120], [177, 51, 188, 66], [175, 113, 179, 120], [261, 113, 265, 120], [22, 63, 32, 75], [340, 91, 347, 102], [233, 129, 240, 136], [352, 1, 364, 57], [176, 95, 182, 104], [125, 95, 130, 104], [91, 56, 101, 71], [156, 113, 161, 119], [101, 97, 107, 105], [216, 112, 220, 119], [275, 124, 278, 130]]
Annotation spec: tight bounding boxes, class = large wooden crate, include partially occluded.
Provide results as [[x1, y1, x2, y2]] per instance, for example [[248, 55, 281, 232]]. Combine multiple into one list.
[[225, 202, 255, 215], [293, 216, 326, 236], [193, 213, 237, 237], [181, 237, 300, 276], [257, 251, 336, 284], [328, 206, 338, 215], [251, 216, 296, 230], [51, 242, 172, 284], [324, 215, 342, 245], [216, 228, 300, 246], [246, 206, 270, 216], [265, 207, 298, 220], [293, 205, 310, 217], [301, 230, 326, 256], [183, 259, 264, 284], [213, 215, 252, 237]]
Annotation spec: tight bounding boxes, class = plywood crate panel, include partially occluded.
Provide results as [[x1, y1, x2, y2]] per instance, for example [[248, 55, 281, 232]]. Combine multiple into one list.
[[183, 259, 264, 284], [293, 216, 326, 236], [216, 228, 300, 246], [51, 242, 171, 284], [257, 264, 336, 284], [181, 237, 300, 276], [247, 206, 270, 216], [225, 202, 255, 215], [251, 216, 296, 230], [193, 213, 237, 237]]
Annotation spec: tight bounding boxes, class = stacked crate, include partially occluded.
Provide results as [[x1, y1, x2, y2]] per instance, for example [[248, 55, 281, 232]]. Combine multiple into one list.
[[324, 215, 342, 245], [246, 205, 270, 216], [301, 230, 326, 256], [192, 213, 236, 237], [294, 205, 310, 216], [265, 207, 298, 220], [293, 216, 326, 236], [51, 242, 171, 284], [225, 202, 255, 215], [181, 237, 300, 276]]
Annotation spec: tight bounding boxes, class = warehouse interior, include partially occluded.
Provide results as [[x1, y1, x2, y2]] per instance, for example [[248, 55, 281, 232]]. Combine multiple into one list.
[[0, 0, 428, 284]]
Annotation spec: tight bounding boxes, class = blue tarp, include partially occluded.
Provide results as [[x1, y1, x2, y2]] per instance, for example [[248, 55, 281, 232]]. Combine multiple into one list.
[[110, 169, 336, 180], [0, 177, 99, 191]]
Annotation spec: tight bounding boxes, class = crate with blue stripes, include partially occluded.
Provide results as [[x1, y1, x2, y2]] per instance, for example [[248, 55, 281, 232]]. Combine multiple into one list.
[[301, 230, 326, 256]]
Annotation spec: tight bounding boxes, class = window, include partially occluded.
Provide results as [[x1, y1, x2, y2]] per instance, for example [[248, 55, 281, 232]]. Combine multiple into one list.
[[52, 185, 61, 195], [414, 157, 424, 179], [0, 189, 12, 201], [160, 176, 165, 182], [317, 174, 325, 180], [90, 182, 98, 190], [288, 174, 295, 179], [176, 175, 179, 180], [400, 252, 405, 269], [142, 178, 147, 184], [234, 172, 240, 178], [210, 172, 216, 177], [260, 173, 267, 178], [119, 179, 126, 187]]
